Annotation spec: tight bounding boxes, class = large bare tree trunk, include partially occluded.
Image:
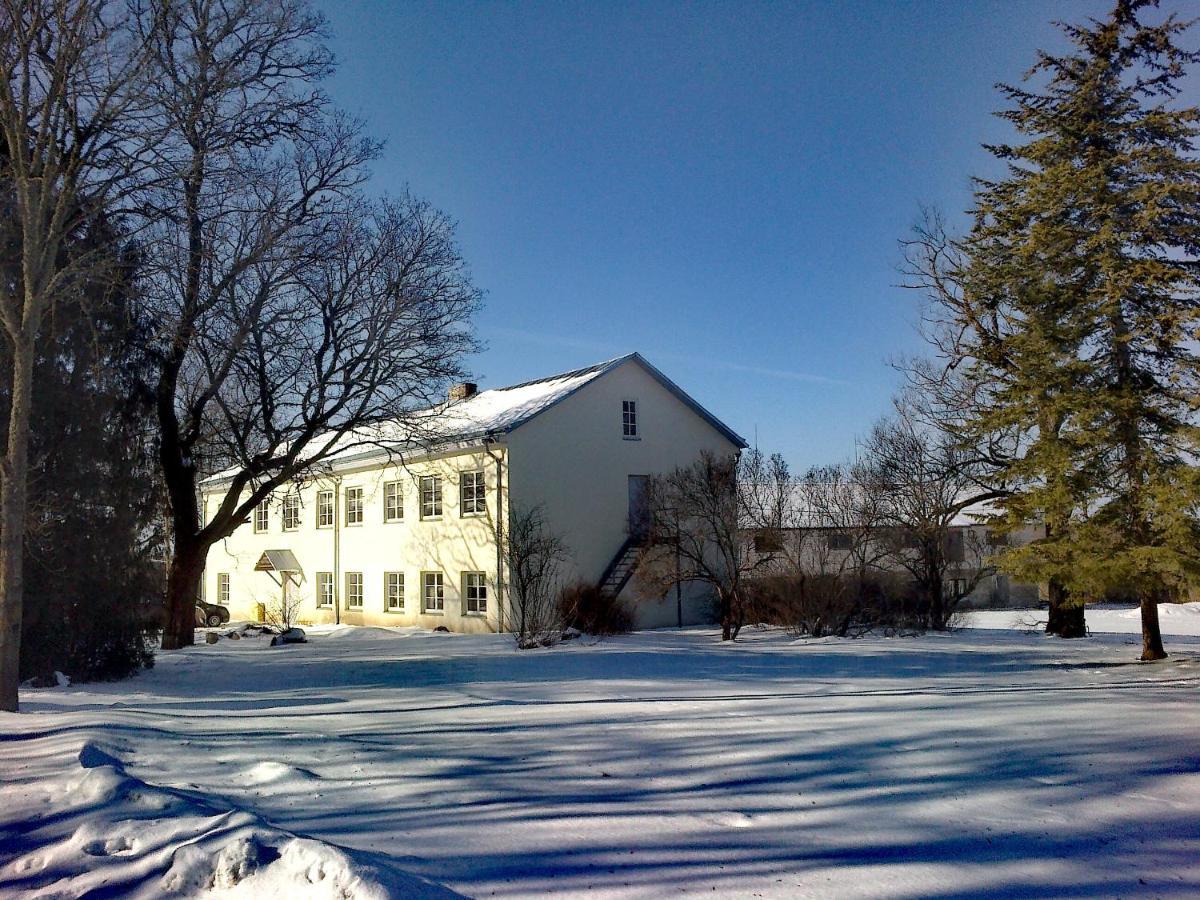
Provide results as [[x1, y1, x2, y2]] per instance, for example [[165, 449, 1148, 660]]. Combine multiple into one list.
[[0, 340, 34, 711], [1140, 593, 1167, 662], [158, 399, 201, 650], [163, 538, 206, 650]]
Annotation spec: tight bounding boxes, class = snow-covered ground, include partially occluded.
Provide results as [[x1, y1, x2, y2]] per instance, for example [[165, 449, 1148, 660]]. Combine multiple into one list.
[[2, 607, 1199, 898]]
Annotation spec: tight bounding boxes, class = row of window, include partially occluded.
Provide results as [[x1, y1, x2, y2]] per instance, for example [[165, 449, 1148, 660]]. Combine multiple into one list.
[[318, 570, 487, 615], [254, 472, 487, 533], [217, 571, 488, 616]]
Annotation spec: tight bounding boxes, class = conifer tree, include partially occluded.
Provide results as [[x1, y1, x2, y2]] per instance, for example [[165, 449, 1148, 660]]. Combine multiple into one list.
[[952, 0, 1200, 659]]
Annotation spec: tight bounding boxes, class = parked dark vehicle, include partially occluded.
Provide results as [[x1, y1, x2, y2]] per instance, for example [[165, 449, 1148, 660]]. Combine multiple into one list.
[[195, 602, 230, 628]]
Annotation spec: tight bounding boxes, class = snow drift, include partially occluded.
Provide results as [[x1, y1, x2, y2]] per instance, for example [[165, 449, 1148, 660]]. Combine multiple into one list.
[[0, 739, 457, 898]]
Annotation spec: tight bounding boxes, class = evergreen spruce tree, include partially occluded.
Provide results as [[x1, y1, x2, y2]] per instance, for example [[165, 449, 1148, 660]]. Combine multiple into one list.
[[0, 179, 163, 683], [960, 0, 1200, 659]]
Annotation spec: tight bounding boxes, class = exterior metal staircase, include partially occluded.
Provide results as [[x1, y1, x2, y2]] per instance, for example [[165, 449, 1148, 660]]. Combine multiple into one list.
[[597, 536, 643, 600]]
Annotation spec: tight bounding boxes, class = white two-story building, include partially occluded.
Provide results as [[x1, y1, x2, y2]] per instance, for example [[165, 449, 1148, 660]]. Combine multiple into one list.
[[200, 353, 747, 632]]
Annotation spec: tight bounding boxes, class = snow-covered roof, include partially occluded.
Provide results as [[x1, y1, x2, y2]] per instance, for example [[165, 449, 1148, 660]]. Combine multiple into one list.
[[203, 352, 746, 485]]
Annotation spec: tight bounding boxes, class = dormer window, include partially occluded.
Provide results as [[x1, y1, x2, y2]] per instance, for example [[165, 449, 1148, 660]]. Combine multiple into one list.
[[622, 400, 638, 439]]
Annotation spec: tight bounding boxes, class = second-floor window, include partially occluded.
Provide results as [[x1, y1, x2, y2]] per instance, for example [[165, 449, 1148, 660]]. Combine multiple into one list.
[[282, 494, 301, 531], [384, 481, 403, 522], [316, 572, 333, 608], [346, 572, 363, 609], [254, 502, 268, 533], [317, 490, 334, 528], [622, 400, 638, 438], [460, 471, 485, 515], [345, 486, 364, 526], [420, 476, 442, 518]]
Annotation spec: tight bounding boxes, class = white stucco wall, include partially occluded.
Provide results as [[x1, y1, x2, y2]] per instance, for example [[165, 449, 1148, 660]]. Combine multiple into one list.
[[201, 447, 507, 633], [505, 358, 743, 628]]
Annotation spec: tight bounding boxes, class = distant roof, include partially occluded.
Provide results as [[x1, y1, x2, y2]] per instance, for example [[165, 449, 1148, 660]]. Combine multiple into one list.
[[203, 352, 745, 485], [740, 482, 1000, 530]]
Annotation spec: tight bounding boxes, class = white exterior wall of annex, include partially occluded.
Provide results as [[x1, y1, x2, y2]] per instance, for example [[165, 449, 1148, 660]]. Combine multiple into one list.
[[504, 359, 743, 629], [201, 446, 508, 633]]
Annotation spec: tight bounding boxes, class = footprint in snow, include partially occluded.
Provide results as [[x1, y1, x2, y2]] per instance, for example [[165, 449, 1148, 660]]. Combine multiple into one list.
[[706, 811, 755, 829], [83, 835, 136, 856]]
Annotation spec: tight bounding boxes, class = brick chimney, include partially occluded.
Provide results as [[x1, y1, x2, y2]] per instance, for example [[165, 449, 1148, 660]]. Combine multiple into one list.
[[448, 382, 478, 402]]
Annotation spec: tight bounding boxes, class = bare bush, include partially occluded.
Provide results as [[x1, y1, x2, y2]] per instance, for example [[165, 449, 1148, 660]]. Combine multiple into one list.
[[640, 450, 782, 641], [559, 582, 633, 636], [507, 505, 570, 648], [263, 578, 304, 631]]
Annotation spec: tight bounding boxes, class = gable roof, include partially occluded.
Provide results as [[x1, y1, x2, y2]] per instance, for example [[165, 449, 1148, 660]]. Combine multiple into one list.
[[202, 352, 746, 485]]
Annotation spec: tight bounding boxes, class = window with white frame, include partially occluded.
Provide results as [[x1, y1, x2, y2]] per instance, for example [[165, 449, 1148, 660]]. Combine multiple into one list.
[[622, 400, 638, 438], [345, 486, 364, 526], [217, 572, 230, 606], [385, 572, 404, 611], [420, 476, 442, 518], [463, 572, 487, 615], [254, 502, 268, 533], [460, 471, 485, 516], [422, 572, 444, 612], [282, 493, 301, 531], [317, 490, 334, 528], [345, 572, 363, 609], [316, 572, 333, 608], [384, 481, 403, 522]]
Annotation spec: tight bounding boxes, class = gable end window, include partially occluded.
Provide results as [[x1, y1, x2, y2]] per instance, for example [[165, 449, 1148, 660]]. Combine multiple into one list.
[[420, 476, 443, 519], [622, 400, 638, 438], [460, 471, 485, 516], [384, 481, 404, 522], [317, 490, 334, 528], [345, 486, 364, 526], [254, 502, 268, 533]]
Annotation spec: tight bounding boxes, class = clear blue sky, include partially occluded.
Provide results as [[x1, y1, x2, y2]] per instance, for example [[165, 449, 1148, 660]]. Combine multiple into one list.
[[313, 0, 1182, 469]]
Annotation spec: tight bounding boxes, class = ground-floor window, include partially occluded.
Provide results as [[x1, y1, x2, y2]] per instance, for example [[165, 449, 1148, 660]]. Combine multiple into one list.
[[346, 572, 363, 609], [217, 572, 230, 606], [463, 572, 487, 615], [316, 572, 333, 608], [385, 572, 404, 611], [422, 572, 444, 613]]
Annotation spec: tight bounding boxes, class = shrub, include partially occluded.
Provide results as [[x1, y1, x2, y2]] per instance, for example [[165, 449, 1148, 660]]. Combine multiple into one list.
[[558, 583, 633, 636], [746, 572, 932, 638], [21, 593, 156, 683]]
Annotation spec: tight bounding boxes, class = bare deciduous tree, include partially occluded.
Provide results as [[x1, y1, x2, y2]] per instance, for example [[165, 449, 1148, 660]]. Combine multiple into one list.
[[899, 206, 1084, 639], [0, 0, 150, 710], [640, 450, 772, 641], [506, 504, 570, 648], [132, 0, 480, 649], [860, 404, 1002, 630]]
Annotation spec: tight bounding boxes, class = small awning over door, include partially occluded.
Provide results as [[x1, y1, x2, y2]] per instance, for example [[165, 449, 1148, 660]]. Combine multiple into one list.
[[254, 549, 303, 575]]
